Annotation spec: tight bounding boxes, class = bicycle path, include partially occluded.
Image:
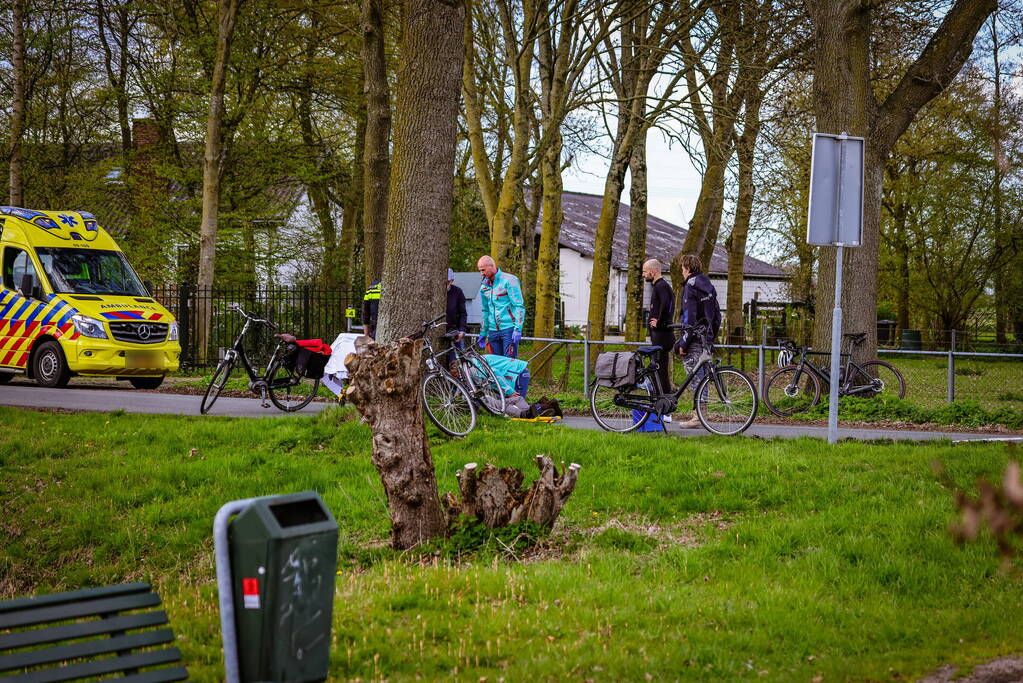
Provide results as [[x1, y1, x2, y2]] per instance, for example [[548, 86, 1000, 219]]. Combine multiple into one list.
[[1, 383, 1017, 442]]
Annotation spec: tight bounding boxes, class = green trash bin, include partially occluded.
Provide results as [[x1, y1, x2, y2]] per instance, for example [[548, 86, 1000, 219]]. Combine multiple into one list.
[[900, 329, 922, 350], [229, 491, 338, 683]]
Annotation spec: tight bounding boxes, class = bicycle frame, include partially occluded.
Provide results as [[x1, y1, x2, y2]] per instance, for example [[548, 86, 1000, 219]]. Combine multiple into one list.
[[613, 348, 731, 415], [782, 341, 884, 397]]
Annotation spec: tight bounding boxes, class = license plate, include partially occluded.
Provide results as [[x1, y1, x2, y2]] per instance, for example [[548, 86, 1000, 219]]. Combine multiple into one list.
[[126, 351, 162, 369]]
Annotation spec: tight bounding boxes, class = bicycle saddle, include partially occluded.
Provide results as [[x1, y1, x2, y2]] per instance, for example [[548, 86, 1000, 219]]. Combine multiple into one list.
[[844, 332, 867, 345], [275, 333, 297, 343], [634, 346, 662, 354]]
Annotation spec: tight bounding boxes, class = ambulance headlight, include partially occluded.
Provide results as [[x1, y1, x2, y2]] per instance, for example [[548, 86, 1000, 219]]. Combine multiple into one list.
[[168, 321, 179, 341], [72, 314, 108, 339]]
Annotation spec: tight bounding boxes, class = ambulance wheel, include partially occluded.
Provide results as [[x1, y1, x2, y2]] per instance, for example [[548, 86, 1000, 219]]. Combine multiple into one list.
[[130, 376, 164, 390], [34, 341, 71, 388]]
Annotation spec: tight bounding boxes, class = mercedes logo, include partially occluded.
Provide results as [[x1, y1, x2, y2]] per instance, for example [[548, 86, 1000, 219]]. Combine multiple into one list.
[[137, 324, 151, 340]]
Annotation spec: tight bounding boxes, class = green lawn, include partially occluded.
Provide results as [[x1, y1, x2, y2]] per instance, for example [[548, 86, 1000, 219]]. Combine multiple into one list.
[[2, 406, 1021, 681]]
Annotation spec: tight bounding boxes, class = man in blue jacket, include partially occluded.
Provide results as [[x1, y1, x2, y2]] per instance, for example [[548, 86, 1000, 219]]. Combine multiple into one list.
[[476, 255, 525, 358]]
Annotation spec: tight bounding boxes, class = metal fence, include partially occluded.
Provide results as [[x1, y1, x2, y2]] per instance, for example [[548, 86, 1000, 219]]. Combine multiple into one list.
[[511, 326, 1023, 413], [152, 284, 362, 369]]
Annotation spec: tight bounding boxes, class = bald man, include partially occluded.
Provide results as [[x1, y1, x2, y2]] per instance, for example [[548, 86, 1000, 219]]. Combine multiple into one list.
[[643, 259, 674, 395], [477, 255, 525, 358]]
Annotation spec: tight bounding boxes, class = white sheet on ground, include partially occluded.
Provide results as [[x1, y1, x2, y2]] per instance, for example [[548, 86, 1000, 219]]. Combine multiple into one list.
[[322, 333, 364, 396]]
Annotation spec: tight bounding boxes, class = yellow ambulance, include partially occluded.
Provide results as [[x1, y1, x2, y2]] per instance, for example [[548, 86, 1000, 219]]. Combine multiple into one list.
[[0, 207, 180, 388]]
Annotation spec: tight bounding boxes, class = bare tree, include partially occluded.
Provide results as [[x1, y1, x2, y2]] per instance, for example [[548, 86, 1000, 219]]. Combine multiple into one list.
[[806, 0, 996, 360]]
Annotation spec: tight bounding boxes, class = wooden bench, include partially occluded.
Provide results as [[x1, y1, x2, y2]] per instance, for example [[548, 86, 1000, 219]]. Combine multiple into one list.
[[0, 582, 187, 682]]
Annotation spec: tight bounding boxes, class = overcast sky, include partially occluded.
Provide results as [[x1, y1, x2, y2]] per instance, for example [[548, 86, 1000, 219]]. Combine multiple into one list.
[[563, 127, 703, 231]]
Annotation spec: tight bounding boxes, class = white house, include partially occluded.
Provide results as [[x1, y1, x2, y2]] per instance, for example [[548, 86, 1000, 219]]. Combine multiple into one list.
[[548, 191, 790, 330]]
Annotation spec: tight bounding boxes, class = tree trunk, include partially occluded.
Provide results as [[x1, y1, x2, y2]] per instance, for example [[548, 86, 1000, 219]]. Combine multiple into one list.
[[461, 0, 498, 227], [586, 138, 633, 341], [196, 0, 243, 362], [442, 456, 580, 529], [362, 0, 391, 286], [671, 148, 728, 287], [376, 0, 465, 343], [8, 0, 26, 206], [533, 133, 563, 346], [623, 132, 648, 342], [347, 337, 447, 549], [807, 0, 995, 361], [298, 23, 340, 290], [487, 0, 537, 273], [726, 89, 762, 342]]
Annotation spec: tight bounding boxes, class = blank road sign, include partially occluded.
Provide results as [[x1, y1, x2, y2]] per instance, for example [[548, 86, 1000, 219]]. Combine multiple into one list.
[[807, 133, 864, 247]]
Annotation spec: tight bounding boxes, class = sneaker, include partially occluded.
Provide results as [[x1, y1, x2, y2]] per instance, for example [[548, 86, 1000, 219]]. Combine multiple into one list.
[[662, 414, 672, 423]]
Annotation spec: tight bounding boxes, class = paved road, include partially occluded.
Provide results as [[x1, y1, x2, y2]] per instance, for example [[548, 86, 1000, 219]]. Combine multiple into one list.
[[2, 382, 1019, 443]]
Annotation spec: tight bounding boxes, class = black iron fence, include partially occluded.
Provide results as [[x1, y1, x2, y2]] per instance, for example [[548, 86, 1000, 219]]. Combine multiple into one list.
[[152, 284, 363, 369]]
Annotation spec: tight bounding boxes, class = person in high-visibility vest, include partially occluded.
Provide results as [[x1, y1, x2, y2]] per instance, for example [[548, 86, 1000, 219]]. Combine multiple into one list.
[[362, 280, 381, 339]]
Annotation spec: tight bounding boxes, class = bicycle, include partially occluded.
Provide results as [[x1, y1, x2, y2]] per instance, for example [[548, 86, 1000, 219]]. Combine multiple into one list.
[[447, 337, 506, 416], [411, 314, 478, 437], [200, 304, 322, 415], [763, 333, 906, 417], [589, 324, 759, 436]]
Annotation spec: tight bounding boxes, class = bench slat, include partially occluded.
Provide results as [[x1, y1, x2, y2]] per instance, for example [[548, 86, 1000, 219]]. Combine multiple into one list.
[[106, 666, 189, 683], [0, 594, 161, 630], [0, 648, 182, 683], [0, 629, 174, 672], [0, 585, 150, 615], [0, 612, 168, 651]]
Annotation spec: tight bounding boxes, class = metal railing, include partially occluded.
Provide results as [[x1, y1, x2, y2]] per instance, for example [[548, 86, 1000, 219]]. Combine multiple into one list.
[[504, 326, 1023, 413]]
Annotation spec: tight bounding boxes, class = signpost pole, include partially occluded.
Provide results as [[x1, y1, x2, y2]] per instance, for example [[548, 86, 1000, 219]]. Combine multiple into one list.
[[827, 246, 844, 444]]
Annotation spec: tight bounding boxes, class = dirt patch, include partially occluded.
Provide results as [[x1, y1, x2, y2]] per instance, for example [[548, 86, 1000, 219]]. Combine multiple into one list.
[[918, 657, 1023, 682]]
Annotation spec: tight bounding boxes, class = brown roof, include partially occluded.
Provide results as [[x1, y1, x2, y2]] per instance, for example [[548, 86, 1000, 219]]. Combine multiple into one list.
[[540, 190, 788, 278]]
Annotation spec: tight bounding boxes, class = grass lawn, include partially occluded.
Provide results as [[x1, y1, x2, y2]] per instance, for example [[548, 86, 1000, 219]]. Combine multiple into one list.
[[2, 406, 1022, 681]]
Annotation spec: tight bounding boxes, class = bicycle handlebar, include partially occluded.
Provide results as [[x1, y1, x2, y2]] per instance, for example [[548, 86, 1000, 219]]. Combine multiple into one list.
[[226, 303, 277, 330]]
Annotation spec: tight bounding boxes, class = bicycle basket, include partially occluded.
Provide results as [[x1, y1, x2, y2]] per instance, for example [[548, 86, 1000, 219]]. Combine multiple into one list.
[[594, 351, 636, 388]]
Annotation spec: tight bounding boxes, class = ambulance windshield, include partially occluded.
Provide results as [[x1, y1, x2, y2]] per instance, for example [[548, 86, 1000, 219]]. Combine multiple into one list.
[[36, 248, 148, 296]]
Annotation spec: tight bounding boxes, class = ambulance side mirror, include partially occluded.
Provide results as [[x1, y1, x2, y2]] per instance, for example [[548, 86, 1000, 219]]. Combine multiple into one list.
[[144, 279, 154, 296], [18, 273, 40, 300]]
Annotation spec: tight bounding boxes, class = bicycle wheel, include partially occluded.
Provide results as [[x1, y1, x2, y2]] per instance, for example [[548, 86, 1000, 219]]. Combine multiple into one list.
[[695, 368, 758, 436], [857, 360, 906, 400], [422, 372, 477, 437], [764, 365, 822, 417], [590, 383, 653, 433], [200, 357, 234, 415], [462, 352, 505, 416], [267, 356, 320, 412]]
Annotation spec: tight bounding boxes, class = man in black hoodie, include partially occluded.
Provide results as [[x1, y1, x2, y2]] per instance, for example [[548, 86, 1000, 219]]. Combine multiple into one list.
[[674, 254, 718, 429], [643, 259, 674, 395]]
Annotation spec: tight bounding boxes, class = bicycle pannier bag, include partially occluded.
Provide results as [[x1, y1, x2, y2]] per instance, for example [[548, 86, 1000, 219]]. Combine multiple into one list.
[[594, 351, 636, 388], [285, 339, 332, 378]]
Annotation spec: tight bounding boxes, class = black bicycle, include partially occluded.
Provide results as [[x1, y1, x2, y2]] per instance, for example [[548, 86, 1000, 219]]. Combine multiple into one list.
[[763, 333, 906, 417], [200, 304, 321, 414], [590, 324, 759, 436], [412, 315, 478, 436]]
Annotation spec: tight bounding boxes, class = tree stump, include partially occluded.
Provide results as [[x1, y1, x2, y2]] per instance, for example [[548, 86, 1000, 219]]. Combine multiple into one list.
[[346, 336, 447, 549], [442, 456, 581, 529]]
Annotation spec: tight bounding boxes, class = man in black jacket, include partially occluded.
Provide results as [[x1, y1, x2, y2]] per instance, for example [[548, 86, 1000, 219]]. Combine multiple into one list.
[[674, 253, 718, 429], [445, 268, 467, 366], [643, 259, 674, 396]]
